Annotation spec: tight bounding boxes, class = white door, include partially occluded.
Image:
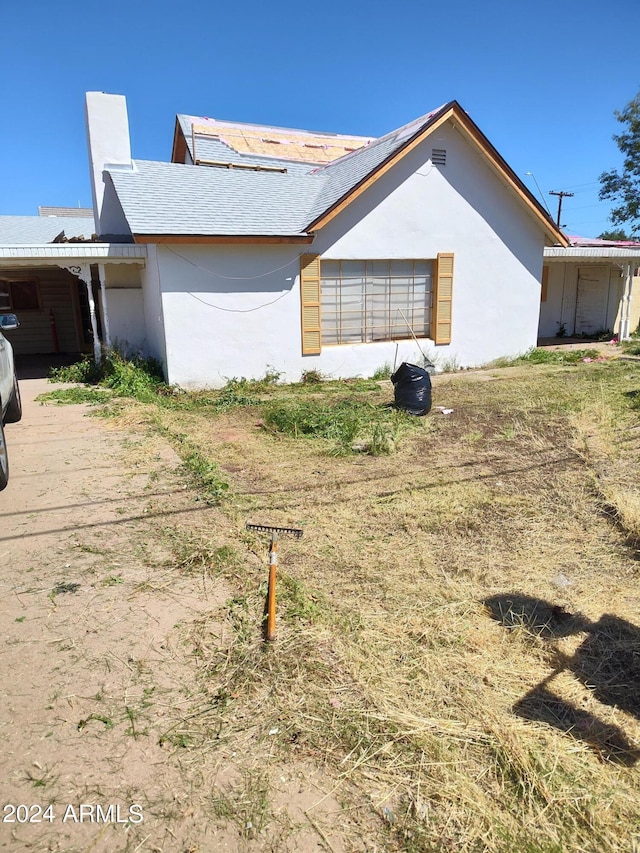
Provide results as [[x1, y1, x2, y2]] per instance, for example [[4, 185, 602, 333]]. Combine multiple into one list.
[[575, 268, 608, 335]]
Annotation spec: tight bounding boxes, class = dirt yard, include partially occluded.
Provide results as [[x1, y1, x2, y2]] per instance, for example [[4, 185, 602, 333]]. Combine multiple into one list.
[[0, 379, 354, 852]]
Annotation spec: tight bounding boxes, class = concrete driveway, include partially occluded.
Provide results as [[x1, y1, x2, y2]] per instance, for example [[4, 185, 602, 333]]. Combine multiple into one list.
[[0, 377, 232, 851]]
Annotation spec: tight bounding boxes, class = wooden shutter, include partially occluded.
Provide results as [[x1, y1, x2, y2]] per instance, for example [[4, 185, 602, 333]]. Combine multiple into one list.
[[300, 254, 322, 355], [433, 252, 454, 345], [541, 266, 549, 302]]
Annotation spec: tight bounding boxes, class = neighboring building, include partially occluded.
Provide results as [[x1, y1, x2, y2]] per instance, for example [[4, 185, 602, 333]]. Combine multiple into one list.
[[84, 92, 567, 387], [540, 236, 640, 339]]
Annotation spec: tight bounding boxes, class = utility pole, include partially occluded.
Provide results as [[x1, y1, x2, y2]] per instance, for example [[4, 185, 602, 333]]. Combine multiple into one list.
[[549, 190, 574, 227]]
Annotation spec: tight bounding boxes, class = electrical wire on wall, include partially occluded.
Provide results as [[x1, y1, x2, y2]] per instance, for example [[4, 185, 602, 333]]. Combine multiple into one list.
[[163, 244, 304, 313], [165, 245, 303, 280]]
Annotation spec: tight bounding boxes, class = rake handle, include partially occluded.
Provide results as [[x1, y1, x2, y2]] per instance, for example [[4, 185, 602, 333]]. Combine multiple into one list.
[[266, 533, 278, 642]]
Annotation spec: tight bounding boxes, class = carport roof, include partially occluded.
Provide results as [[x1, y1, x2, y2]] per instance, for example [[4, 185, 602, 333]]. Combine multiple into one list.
[[545, 246, 640, 260], [0, 244, 146, 263]]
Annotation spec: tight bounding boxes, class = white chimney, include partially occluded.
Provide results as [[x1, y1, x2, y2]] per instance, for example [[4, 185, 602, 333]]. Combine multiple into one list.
[[85, 92, 132, 235]]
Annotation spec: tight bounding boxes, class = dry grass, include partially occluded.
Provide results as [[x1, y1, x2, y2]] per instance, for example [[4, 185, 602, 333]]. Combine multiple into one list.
[[103, 360, 640, 851]]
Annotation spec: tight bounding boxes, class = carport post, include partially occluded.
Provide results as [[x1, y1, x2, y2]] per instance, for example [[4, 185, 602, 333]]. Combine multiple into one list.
[[620, 262, 634, 341], [98, 264, 112, 351], [60, 263, 102, 366]]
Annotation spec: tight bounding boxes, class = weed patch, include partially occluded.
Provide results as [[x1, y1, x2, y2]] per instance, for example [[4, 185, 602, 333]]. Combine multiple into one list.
[[36, 387, 113, 405], [49, 351, 167, 402], [262, 398, 420, 455], [492, 347, 604, 367]]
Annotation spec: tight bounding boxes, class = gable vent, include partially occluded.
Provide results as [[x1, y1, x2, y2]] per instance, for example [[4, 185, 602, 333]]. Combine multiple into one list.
[[432, 148, 447, 166]]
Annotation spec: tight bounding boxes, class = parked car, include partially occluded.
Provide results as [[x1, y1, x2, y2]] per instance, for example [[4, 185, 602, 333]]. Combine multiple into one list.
[[0, 314, 22, 491]]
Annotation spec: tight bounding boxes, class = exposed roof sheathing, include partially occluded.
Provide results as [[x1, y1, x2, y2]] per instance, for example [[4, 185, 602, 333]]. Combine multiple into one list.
[[177, 114, 373, 164]]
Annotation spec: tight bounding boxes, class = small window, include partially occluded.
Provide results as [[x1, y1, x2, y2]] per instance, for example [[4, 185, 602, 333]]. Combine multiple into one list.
[[0, 279, 40, 311], [10, 280, 40, 310]]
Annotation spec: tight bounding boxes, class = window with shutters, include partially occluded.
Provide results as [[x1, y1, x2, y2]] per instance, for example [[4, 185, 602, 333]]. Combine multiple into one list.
[[320, 260, 433, 344]]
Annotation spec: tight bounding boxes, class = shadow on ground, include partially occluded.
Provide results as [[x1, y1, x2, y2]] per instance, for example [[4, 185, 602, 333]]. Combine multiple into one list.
[[484, 593, 640, 766], [15, 354, 80, 380]]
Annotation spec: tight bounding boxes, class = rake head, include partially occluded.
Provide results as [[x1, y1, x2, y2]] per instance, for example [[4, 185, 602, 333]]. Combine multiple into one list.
[[246, 523, 303, 539]]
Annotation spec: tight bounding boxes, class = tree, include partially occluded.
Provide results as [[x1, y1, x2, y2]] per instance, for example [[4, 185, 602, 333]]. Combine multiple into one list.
[[598, 228, 631, 241], [599, 92, 640, 236]]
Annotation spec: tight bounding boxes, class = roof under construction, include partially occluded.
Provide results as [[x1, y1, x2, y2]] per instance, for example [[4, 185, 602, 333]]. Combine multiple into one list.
[[173, 114, 373, 165]]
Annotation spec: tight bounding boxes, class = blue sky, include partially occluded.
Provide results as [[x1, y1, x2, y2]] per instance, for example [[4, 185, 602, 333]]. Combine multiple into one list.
[[2, 0, 639, 237]]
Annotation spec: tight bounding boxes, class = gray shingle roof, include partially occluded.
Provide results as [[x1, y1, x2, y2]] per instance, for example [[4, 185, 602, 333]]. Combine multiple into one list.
[[109, 104, 455, 237], [304, 105, 449, 226], [0, 215, 96, 244], [107, 160, 327, 236]]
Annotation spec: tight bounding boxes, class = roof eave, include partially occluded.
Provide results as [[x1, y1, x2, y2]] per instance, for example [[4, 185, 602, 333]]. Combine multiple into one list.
[[133, 233, 313, 245]]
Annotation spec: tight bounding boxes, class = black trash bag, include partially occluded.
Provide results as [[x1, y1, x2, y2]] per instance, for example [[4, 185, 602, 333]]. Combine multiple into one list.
[[390, 362, 432, 416]]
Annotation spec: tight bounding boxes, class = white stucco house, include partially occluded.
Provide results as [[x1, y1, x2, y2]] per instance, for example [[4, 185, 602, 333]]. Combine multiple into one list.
[[2, 93, 572, 386], [81, 92, 572, 387], [540, 236, 640, 340]]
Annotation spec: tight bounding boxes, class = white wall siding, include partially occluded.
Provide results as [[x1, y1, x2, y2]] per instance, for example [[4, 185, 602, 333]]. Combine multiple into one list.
[[538, 264, 569, 338], [158, 244, 302, 387], [539, 263, 629, 338], [140, 246, 168, 370], [106, 289, 147, 354]]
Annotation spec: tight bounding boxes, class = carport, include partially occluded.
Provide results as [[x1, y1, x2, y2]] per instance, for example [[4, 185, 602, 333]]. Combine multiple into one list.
[[540, 245, 640, 340], [0, 243, 147, 364]]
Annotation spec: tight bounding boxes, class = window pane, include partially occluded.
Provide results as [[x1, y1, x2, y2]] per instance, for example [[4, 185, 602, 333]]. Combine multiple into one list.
[[320, 259, 432, 345], [10, 281, 39, 310], [341, 261, 365, 278], [322, 260, 340, 279]]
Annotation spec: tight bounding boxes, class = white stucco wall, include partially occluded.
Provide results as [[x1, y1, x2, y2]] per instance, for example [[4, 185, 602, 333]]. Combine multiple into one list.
[[106, 288, 147, 354], [538, 264, 569, 338], [157, 123, 549, 388], [139, 246, 168, 369]]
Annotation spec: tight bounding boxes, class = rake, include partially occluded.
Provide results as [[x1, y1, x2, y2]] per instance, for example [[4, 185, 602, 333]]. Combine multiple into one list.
[[245, 523, 303, 642]]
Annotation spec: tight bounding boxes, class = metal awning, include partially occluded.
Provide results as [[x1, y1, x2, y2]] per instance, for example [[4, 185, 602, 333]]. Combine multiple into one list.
[[0, 244, 146, 264], [544, 247, 640, 260]]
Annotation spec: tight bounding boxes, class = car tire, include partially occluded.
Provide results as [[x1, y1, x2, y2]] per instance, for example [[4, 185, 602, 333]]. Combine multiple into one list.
[[0, 417, 8, 491], [4, 375, 22, 424]]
